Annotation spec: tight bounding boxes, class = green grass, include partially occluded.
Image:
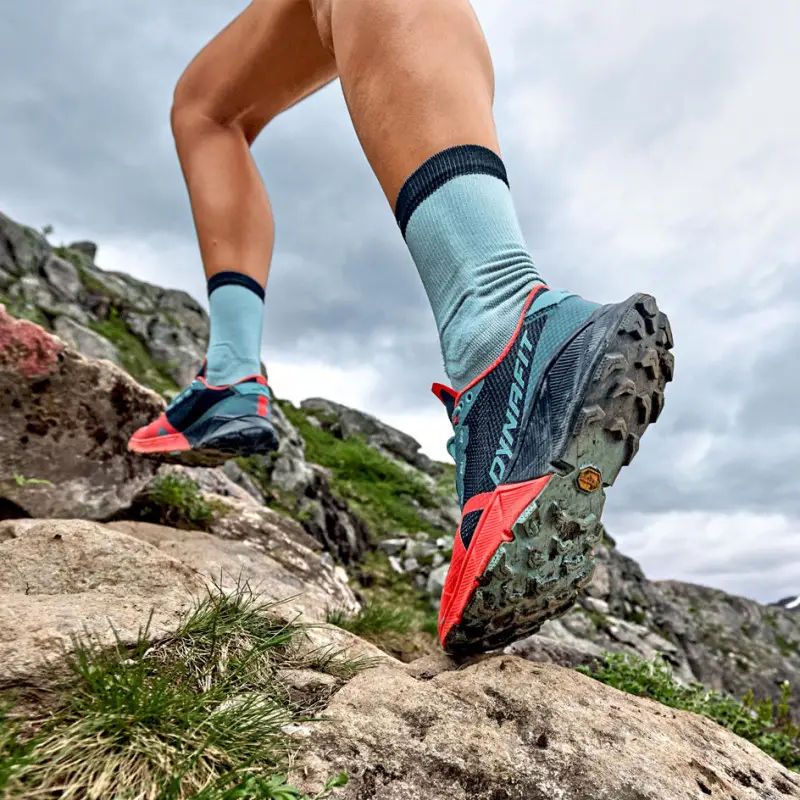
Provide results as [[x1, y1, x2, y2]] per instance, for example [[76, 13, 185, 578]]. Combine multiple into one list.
[[579, 653, 800, 772], [138, 474, 227, 532], [327, 552, 440, 660], [326, 603, 414, 640], [0, 586, 357, 799], [90, 306, 179, 396], [280, 402, 441, 539]]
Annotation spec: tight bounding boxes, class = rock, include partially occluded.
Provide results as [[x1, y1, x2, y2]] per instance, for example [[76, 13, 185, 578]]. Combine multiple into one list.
[[292, 656, 800, 800], [220, 460, 265, 504], [301, 396, 443, 476], [206, 496, 359, 618], [0, 213, 49, 277], [378, 538, 408, 556], [153, 464, 262, 508], [67, 240, 97, 260], [0, 519, 205, 693], [0, 306, 162, 519], [52, 315, 122, 365], [510, 538, 800, 717], [0, 210, 209, 395], [41, 254, 82, 300], [426, 563, 449, 602], [107, 519, 358, 622]]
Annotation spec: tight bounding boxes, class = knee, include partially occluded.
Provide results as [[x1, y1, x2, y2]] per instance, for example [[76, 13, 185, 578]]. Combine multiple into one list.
[[308, 0, 334, 54]]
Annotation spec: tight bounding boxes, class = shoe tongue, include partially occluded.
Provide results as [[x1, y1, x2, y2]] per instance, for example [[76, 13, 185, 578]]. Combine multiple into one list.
[[431, 382, 457, 419]]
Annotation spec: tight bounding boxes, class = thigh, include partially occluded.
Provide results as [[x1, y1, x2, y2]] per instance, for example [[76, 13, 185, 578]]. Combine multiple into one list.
[[174, 0, 337, 142]]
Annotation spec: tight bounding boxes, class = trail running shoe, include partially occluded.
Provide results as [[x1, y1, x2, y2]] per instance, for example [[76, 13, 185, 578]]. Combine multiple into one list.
[[433, 284, 674, 654], [128, 369, 279, 467]]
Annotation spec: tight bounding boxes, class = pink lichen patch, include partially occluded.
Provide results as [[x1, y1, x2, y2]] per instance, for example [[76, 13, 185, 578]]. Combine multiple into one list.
[[0, 304, 63, 379]]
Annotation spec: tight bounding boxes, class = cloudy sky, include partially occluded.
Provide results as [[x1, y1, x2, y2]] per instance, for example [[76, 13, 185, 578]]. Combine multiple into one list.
[[3, 0, 798, 603]]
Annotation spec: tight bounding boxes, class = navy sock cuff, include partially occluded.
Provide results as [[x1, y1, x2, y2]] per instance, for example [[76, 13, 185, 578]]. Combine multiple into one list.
[[394, 145, 509, 238], [207, 271, 265, 302]]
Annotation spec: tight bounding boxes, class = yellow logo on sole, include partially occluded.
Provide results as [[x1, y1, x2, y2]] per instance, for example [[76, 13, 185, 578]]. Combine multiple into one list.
[[577, 467, 602, 493]]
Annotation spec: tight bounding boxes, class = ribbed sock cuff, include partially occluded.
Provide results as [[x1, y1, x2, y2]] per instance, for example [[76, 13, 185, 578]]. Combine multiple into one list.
[[394, 145, 509, 238], [207, 271, 265, 302]]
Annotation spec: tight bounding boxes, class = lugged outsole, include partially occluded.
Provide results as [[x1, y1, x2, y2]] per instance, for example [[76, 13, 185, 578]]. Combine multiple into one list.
[[444, 294, 674, 655], [138, 419, 279, 468]]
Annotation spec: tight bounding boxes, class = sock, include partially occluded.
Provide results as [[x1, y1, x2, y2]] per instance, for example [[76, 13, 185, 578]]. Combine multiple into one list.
[[205, 271, 265, 386], [396, 145, 544, 390]]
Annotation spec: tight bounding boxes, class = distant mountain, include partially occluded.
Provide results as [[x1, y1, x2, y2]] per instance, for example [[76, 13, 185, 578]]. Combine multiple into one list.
[[773, 596, 800, 612]]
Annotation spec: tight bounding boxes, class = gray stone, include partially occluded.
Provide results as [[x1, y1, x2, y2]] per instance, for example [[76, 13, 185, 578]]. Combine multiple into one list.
[[426, 563, 450, 601], [292, 657, 800, 800], [388, 555, 404, 574], [42, 254, 81, 300], [221, 460, 265, 503], [52, 315, 122, 365], [0, 212, 50, 276], [377, 538, 408, 556], [67, 240, 98, 260]]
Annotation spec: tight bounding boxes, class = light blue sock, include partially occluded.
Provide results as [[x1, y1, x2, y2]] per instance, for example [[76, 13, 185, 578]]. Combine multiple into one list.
[[205, 272, 265, 385], [396, 145, 544, 390]]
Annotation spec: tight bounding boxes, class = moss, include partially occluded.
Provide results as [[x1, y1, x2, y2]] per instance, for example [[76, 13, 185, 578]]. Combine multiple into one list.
[[89, 307, 178, 396], [280, 401, 443, 539]]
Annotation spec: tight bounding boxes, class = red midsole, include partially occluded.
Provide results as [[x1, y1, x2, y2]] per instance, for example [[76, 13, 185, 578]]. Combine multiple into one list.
[[128, 432, 191, 453], [439, 475, 552, 644]]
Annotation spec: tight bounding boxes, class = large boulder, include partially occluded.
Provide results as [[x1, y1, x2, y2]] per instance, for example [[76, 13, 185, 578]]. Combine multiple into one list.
[[0, 515, 359, 696], [0, 306, 163, 519], [293, 655, 800, 800], [0, 519, 204, 694]]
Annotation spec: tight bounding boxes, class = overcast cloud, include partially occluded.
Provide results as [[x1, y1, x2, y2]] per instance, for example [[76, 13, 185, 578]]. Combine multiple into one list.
[[3, 0, 798, 603]]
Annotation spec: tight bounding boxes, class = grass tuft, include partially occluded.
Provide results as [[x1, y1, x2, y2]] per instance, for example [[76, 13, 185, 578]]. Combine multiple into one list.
[[0, 586, 359, 799], [579, 652, 800, 772], [326, 603, 414, 640], [139, 473, 227, 532]]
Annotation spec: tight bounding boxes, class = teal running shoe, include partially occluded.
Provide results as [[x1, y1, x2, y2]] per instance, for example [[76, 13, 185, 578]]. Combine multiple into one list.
[[433, 285, 674, 654], [128, 364, 278, 467]]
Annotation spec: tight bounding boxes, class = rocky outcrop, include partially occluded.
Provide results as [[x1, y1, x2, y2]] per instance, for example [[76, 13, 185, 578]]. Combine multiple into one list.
[[292, 655, 800, 800], [253, 400, 372, 563], [301, 396, 444, 478], [0, 515, 357, 695], [0, 519, 204, 694], [512, 537, 800, 717], [0, 305, 163, 519], [0, 211, 208, 392], [774, 596, 800, 613]]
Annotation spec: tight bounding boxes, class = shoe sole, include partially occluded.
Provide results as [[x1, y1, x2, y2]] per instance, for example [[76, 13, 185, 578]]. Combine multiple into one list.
[[129, 415, 279, 468], [442, 293, 674, 654]]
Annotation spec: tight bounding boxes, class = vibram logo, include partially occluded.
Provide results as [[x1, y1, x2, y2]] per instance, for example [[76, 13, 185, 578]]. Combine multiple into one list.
[[489, 330, 534, 485], [577, 466, 602, 493]]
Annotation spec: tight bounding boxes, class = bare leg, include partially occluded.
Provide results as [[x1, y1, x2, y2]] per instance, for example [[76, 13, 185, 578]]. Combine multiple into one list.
[[171, 0, 337, 285], [309, 0, 499, 205]]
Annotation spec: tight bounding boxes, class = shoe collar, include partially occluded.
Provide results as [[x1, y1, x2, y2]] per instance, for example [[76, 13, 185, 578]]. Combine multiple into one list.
[[431, 284, 550, 424], [197, 373, 268, 390]]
